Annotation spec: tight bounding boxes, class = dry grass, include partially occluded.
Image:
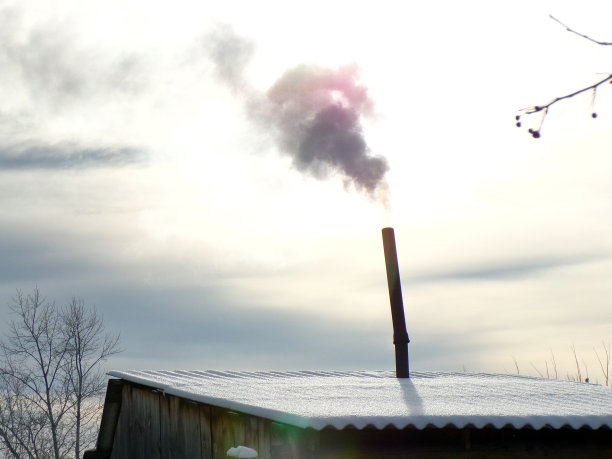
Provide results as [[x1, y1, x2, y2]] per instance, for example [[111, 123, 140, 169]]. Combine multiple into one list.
[[514, 341, 611, 387]]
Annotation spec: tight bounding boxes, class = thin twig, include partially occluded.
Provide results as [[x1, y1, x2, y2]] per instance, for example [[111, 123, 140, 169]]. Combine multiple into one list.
[[550, 350, 558, 380], [571, 345, 582, 382], [550, 15, 612, 46], [512, 356, 520, 375], [530, 362, 544, 378], [605, 341, 611, 386], [522, 74, 612, 115], [594, 341, 610, 386]]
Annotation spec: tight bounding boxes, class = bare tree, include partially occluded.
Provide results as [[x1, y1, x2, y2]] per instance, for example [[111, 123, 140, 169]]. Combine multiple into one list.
[[0, 288, 121, 459], [517, 15, 612, 138], [62, 297, 120, 459], [0, 372, 51, 458]]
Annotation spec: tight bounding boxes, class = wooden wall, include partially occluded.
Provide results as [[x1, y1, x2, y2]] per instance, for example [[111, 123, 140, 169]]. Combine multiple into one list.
[[109, 383, 283, 459]]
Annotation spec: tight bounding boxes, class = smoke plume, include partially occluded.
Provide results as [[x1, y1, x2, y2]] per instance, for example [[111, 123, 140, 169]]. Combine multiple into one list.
[[205, 24, 253, 92], [206, 26, 388, 202]]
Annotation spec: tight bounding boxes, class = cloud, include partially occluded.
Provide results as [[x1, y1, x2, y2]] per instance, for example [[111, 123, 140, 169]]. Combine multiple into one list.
[[0, 4, 147, 114], [0, 144, 147, 170], [79, 282, 490, 371], [409, 253, 608, 283], [0, 219, 124, 286]]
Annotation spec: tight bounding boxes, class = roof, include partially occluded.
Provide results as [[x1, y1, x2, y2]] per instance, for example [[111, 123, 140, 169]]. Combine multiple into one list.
[[108, 370, 612, 431]]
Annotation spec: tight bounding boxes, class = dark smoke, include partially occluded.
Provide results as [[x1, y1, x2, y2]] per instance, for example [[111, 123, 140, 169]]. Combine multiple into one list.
[[206, 27, 388, 202]]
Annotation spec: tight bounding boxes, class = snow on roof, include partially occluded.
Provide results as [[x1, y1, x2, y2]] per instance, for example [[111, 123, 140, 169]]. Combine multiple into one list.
[[107, 370, 612, 431]]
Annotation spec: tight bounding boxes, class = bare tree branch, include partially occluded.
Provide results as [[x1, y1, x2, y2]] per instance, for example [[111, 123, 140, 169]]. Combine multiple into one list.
[[549, 15, 612, 46], [516, 15, 612, 137], [521, 73, 612, 116]]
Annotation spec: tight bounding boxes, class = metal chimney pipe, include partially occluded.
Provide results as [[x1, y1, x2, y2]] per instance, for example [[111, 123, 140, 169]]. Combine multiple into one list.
[[381, 227, 410, 378]]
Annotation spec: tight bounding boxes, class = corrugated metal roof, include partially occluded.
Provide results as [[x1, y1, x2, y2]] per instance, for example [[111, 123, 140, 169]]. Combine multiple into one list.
[[108, 370, 612, 431]]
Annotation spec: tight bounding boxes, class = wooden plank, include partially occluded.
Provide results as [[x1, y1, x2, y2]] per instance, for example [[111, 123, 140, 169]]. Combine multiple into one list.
[[214, 408, 243, 459], [159, 395, 179, 458], [243, 416, 259, 452], [110, 385, 162, 459], [129, 387, 161, 459], [160, 396, 207, 458], [110, 384, 132, 459], [201, 404, 213, 459], [96, 379, 124, 452], [210, 407, 224, 459], [257, 418, 271, 459], [211, 407, 268, 459], [179, 400, 204, 458]]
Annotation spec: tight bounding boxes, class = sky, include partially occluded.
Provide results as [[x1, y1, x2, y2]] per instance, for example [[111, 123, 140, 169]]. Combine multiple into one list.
[[1, 0, 611, 381]]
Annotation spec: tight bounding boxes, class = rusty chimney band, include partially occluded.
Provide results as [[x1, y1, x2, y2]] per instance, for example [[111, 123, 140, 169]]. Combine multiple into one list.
[[382, 227, 410, 378]]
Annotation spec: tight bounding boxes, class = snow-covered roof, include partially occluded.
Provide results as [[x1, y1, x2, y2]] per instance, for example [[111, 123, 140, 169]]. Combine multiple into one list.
[[108, 370, 612, 431]]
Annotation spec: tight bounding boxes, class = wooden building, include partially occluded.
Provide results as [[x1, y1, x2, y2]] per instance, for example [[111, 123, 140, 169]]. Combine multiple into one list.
[[85, 370, 612, 458]]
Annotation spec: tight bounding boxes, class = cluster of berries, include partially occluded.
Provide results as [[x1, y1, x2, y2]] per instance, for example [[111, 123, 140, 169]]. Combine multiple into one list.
[[515, 111, 598, 139], [515, 115, 540, 138]]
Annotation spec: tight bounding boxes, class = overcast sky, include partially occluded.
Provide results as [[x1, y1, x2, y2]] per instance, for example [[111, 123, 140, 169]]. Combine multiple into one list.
[[1, 0, 611, 381]]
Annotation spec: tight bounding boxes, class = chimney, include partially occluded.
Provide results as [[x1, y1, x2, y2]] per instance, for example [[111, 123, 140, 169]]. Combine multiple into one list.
[[381, 227, 410, 378]]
